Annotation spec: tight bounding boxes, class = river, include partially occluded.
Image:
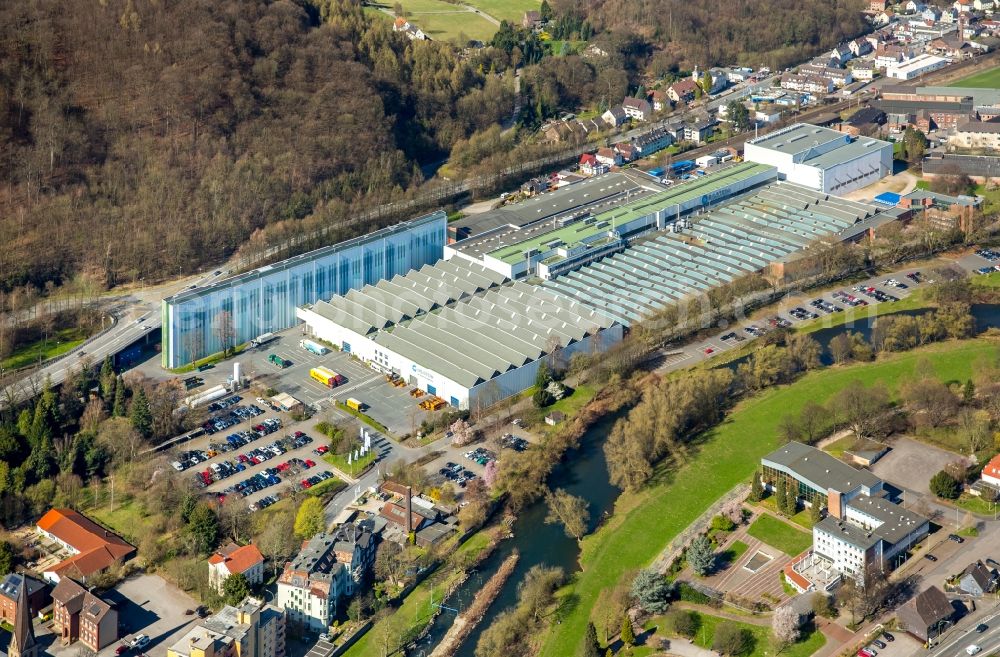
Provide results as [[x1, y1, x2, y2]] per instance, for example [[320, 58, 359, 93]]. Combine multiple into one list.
[[416, 413, 624, 657], [415, 303, 1000, 657]]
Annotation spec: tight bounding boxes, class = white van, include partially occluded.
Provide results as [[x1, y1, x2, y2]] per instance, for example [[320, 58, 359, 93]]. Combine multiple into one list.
[[966, 645, 982, 656]]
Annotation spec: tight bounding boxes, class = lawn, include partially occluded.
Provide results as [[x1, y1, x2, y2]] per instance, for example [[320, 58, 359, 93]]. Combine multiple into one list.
[[370, 0, 499, 42], [539, 338, 999, 657], [323, 450, 376, 477], [463, 0, 539, 24], [719, 539, 749, 566], [949, 66, 1000, 88], [87, 497, 163, 547], [973, 271, 1000, 288], [746, 515, 812, 556], [954, 493, 999, 516], [305, 476, 347, 498], [2, 327, 90, 370], [335, 401, 390, 434], [642, 611, 826, 657]]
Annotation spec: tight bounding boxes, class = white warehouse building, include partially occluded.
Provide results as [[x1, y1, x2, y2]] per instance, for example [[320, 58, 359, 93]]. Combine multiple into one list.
[[744, 123, 892, 195], [296, 259, 621, 411]]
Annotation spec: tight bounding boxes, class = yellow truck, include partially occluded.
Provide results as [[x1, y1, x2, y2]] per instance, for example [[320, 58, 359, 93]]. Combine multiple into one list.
[[346, 398, 365, 412], [309, 367, 345, 388]]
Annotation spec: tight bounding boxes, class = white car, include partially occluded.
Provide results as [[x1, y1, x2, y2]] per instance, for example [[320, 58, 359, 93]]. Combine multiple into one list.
[[966, 646, 981, 656], [131, 635, 150, 650]]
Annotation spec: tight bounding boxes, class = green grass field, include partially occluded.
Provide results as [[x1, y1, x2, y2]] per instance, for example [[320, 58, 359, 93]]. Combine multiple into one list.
[[949, 66, 1000, 88], [2, 327, 89, 370], [539, 338, 999, 657], [323, 450, 376, 476], [746, 515, 812, 556], [370, 0, 499, 42], [463, 0, 539, 24], [639, 611, 826, 657]]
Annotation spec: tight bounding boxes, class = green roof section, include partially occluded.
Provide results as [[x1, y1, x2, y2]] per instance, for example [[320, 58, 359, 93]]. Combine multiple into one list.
[[487, 162, 776, 265]]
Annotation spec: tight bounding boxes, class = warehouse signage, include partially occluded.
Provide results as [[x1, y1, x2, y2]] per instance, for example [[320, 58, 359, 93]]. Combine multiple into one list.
[[411, 363, 437, 384]]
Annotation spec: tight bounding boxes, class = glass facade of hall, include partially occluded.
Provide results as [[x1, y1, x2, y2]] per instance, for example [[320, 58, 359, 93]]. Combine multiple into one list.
[[161, 212, 447, 368]]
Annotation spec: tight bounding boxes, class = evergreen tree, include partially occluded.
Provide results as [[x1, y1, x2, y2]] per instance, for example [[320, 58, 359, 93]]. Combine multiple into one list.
[[223, 572, 252, 605], [583, 622, 602, 657], [964, 379, 976, 403], [687, 535, 715, 576], [749, 471, 764, 502], [100, 355, 115, 398], [809, 502, 822, 524], [539, 0, 553, 21], [620, 615, 635, 647], [130, 386, 152, 438], [186, 503, 220, 554], [775, 479, 788, 515], [113, 376, 127, 417]]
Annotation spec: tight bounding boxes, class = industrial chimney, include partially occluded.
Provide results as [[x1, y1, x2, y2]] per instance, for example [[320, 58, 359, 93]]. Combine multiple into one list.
[[405, 486, 413, 535]]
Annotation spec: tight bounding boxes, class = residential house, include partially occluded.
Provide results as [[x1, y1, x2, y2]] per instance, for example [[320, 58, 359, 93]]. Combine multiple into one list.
[[870, 0, 888, 11], [0, 574, 48, 625], [36, 508, 136, 584], [601, 105, 627, 127], [955, 0, 973, 13], [167, 597, 285, 657], [799, 64, 854, 86], [692, 67, 729, 94], [874, 10, 894, 25], [959, 561, 997, 596], [874, 44, 912, 67], [650, 90, 669, 112], [544, 411, 565, 426], [522, 10, 542, 29], [51, 577, 118, 651], [543, 122, 571, 143], [950, 121, 1000, 149], [208, 543, 265, 595], [276, 524, 373, 632], [684, 118, 716, 144], [631, 127, 673, 155], [614, 142, 638, 162], [905, 0, 926, 13], [850, 37, 875, 57], [579, 153, 608, 176], [896, 586, 956, 642], [830, 45, 855, 65], [941, 8, 960, 22], [780, 73, 834, 94], [975, 0, 995, 10], [982, 453, 1000, 487], [521, 177, 550, 195], [923, 5, 943, 21], [595, 147, 621, 167], [622, 96, 653, 121], [392, 17, 427, 41], [852, 61, 877, 80], [845, 107, 887, 136], [666, 79, 699, 103]]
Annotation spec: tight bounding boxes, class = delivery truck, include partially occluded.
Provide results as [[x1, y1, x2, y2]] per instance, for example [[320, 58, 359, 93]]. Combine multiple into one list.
[[268, 354, 290, 368], [300, 339, 329, 356], [310, 366, 345, 387], [251, 332, 277, 348], [346, 398, 365, 411]]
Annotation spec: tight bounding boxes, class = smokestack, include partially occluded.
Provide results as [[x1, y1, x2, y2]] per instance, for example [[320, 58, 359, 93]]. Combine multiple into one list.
[[405, 486, 413, 535]]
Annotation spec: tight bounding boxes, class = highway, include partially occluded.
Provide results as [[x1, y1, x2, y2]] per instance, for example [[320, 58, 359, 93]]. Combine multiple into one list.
[[0, 270, 228, 408]]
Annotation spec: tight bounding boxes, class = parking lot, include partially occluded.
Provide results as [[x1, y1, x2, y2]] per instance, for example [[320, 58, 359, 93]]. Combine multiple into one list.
[[37, 573, 201, 657], [871, 437, 966, 497], [658, 266, 931, 372]]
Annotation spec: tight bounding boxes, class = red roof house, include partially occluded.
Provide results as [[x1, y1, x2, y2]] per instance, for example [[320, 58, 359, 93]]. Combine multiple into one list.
[[37, 509, 136, 583], [207, 543, 265, 593], [983, 454, 1000, 487]]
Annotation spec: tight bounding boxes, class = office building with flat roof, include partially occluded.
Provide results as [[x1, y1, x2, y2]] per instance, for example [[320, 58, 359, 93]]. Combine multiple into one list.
[[161, 211, 446, 368]]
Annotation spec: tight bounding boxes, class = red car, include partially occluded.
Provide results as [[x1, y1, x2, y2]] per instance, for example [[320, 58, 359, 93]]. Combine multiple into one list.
[[704, 347, 714, 355], [304, 459, 316, 468], [294, 431, 305, 438], [301, 479, 312, 488], [237, 454, 249, 463], [116, 646, 129, 656], [277, 462, 290, 472], [315, 445, 329, 454]]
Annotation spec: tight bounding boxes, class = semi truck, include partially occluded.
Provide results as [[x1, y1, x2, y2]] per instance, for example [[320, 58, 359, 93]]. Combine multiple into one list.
[[251, 332, 277, 348], [300, 339, 329, 356], [310, 366, 345, 387], [268, 354, 291, 368]]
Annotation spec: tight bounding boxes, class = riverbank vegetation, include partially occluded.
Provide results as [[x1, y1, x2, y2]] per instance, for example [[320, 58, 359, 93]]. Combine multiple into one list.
[[539, 337, 1000, 657]]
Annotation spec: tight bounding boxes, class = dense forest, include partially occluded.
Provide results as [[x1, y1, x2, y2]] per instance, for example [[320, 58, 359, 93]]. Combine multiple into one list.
[[0, 0, 514, 293], [550, 0, 869, 73]]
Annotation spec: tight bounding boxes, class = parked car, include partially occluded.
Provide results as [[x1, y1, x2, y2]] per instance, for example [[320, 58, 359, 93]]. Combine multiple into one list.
[[924, 553, 937, 562], [872, 639, 886, 649], [131, 635, 150, 650], [948, 533, 964, 543]]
